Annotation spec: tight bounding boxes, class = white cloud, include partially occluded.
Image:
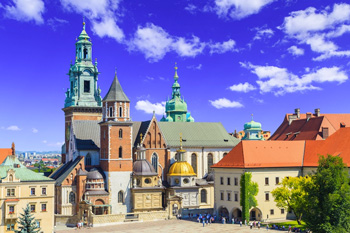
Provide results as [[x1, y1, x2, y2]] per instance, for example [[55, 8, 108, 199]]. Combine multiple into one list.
[[209, 98, 243, 109], [209, 39, 236, 54], [42, 140, 47, 144], [185, 4, 197, 14], [7, 125, 21, 131], [241, 62, 348, 95], [47, 17, 68, 31], [60, 0, 124, 42], [229, 82, 257, 93], [214, 0, 275, 19], [281, 3, 350, 61], [253, 28, 274, 40], [32, 128, 38, 133], [130, 23, 236, 62], [3, 0, 45, 24], [187, 64, 202, 70], [135, 100, 165, 115], [287, 45, 304, 56]]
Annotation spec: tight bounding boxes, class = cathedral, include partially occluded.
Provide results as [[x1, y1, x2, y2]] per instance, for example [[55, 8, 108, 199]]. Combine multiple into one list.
[[51, 22, 239, 220]]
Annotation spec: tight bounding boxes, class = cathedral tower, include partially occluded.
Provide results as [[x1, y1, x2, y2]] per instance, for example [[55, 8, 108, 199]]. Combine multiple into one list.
[[62, 21, 102, 163], [160, 64, 194, 122], [99, 71, 133, 214]]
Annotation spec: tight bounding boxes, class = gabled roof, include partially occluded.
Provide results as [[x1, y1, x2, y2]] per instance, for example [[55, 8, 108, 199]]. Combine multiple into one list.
[[304, 127, 350, 167], [158, 122, 239, 148], [0, 155, 53, 182], [72, 120, 100, 150], [132, 121, 151, 147], [270, 113, 350, 141], [0, 148, 12, 164], [212, 140, 305, 168], [103, 74, 130, 102], [50, 156, 84, 186]]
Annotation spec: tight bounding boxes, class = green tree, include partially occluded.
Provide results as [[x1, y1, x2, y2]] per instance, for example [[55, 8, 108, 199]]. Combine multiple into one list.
[[15, 204, 40, 233], [303, 155, 350, 233], [240, 172, 259, 223], [271, 176, 311, 225]]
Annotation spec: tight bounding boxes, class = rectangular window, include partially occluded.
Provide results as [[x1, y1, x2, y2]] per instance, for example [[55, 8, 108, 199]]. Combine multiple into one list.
[[227, 177, 231, 185], [7, 189, 15, 196], [42, 188, 46, 195], [30, 204, 36, 213], [9, 205, 14, 214], [41, 204, 47, 212], [227, 192, 231, 201], [234, 177, 238, 186], [234, 193, 238, 202], [281, 209, 285, 214], [276, 177, 280, 185], [220, 177, 223, 185], [31, 188, 35, 195], [220, 192, 224, 201], [84, 80, 90, 93], [265, 192, 269, 201], [265, 177, 269, 185], [36, 221, 40, 228], [270, 209, 274, 215]]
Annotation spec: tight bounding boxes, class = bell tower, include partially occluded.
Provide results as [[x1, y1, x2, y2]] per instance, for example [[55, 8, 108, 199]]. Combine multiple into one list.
[[99, 71, 133, 214], [62, 20, 102, 163]]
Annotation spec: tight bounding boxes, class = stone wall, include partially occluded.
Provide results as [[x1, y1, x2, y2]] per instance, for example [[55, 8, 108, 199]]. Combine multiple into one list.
[[55, 215, 80, 227], [56, 211, 169, 227]]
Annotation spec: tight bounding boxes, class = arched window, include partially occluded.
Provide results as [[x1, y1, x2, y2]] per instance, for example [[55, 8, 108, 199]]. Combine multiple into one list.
[[9, 174, 13, 182], [83, 47, 88, 59], [119, 106, 123, 117], [86, 153, 91, 166], [201, 189, 207, 203], [151, 153, 158, 172], [109, 107, 113, 117], [119, 129, 123, 139], [69, 191, 75, 204], [119, 147, 122, 158], [118, 191, 123, 203], [191, 153, 197, 175], [207, 153, 213, 172]]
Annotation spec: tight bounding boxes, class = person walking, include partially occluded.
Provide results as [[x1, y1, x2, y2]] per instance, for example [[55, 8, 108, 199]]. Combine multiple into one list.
[[258, 221, 260, 229], [203, 218, 205, 227], [240, 220, 242, 227], [245, 219, 247, 226]]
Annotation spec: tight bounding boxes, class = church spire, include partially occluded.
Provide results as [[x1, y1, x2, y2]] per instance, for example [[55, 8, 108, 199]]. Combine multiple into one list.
[[103, 71, 130, 102]]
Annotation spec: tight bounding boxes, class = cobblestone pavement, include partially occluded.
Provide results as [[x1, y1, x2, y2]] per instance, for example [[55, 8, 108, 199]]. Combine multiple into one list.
[[55, 219, 288, 233]]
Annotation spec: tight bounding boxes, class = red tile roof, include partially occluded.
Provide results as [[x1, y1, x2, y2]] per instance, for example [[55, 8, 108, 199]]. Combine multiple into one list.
[[212, 140, 305, 168], [0, 148, 12, 164], [270, 113, 350, 141], [213, 127, 350, 169], [304, 127, 350, 167]]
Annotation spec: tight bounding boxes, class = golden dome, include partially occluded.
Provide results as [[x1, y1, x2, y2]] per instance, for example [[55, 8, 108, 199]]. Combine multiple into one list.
[[168, 161, 196, 176]]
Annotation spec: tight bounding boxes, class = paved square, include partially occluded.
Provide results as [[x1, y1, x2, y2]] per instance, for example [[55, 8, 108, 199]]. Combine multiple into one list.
[[55, 219, 288, 233]]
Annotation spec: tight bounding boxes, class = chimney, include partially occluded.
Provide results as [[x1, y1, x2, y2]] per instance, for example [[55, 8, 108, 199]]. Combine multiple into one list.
[[294, 108, 300, 119], [322, 127, 329, 139], [314, 108, 320, 117], [306, 112, 312, 121]]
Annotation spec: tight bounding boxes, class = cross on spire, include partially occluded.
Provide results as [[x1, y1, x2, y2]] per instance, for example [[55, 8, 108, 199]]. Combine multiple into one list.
[[83, 16, 86, 30]]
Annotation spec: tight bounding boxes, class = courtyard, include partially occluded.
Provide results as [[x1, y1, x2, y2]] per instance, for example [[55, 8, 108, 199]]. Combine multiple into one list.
[[55, 219, 288, 233]]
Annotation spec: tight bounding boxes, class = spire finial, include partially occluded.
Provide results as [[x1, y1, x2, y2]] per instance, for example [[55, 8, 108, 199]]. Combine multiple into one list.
[[251, 113, 254, 121], [140, 133, 143, 144], [83, 16, 86, 30], [115, 67, 117, 76], [174, 62, 178, 81], [179, 133, 183, 149]]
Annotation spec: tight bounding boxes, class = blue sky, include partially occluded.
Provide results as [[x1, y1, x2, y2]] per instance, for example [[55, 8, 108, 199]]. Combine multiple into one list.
[[1, 0, 350, 151]]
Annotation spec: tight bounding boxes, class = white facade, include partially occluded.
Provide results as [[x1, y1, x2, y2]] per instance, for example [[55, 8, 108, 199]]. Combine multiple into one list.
[[105, 171, 132, 214], [214, 167, 301, 221], [168, 148, 231, 178]]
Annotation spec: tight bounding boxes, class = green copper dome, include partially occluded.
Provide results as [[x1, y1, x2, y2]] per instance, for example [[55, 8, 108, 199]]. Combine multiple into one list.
[[160, 64, 194, 122], [244, 120, 262, 130]]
